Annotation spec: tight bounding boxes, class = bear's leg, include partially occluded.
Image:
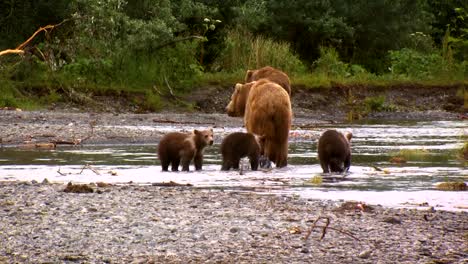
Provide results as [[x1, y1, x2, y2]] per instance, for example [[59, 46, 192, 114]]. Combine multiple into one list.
[[181, 156, 192, 171], [249, 155, 259, 171], [194, 152, 204, 171], [344, 155, 351, 172], [320, 159, 330, 173], [161, 158, 169, 171], [232, 158, 241, 170], [329, 158, 344, 173], [171, 157, 180, 171], [274, 142, 288, 168], [221, 159, 232, 171]]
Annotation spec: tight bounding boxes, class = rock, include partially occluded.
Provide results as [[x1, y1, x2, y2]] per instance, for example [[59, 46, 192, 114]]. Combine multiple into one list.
[[63, 182, 94, 193], [435, 182, 467, 191], [382, 216, 402, 224], [358, 249, 372, 259]]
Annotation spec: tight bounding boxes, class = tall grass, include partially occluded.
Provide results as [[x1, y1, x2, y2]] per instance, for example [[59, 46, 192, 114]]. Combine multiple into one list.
[[211, 28, 306, 75]]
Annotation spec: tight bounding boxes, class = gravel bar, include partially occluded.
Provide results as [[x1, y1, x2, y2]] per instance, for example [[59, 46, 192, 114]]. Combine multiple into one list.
[[0, 181, 466, 263]]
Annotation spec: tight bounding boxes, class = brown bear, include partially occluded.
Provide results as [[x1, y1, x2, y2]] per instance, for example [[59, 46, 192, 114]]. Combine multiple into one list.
[[317, 130, 352, 173], [220, 132, 262, 171], [226, 79, 292, 167], [245, 66, 291, 95], [157, 128, 214, 171], [225, 81, 256, 117]]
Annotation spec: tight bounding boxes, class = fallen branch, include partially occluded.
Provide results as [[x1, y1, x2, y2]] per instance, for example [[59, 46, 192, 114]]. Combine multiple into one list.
[[152, 118, 215, 125], [304, 216, 360, 241], [0, 49, 24, 56], [57, 167, 68, 176], [79, 164, 100, 175], [0, 19, 70, 57], [57, 164, 101, 176]]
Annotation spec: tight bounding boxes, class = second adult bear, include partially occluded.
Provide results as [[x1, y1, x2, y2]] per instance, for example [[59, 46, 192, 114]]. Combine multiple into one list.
[[245, 66, 291, 95], [317, 130, 352, 173], [158, 128, 214, 171], [226, 79, 292, 167], [220, 132, 261, 171]]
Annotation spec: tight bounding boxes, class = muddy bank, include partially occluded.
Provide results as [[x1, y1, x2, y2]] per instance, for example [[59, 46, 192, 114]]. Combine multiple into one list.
[[0, 181, 466, 263], [188, 83, 466, 119]]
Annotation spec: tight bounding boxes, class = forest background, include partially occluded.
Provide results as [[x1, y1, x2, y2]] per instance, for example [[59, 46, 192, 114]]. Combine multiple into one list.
[[0, 0, 466, 111]]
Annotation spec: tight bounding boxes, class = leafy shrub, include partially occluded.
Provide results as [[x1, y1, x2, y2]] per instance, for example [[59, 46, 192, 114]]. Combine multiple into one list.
[[212, 29, 306, 75], [313, 47, 349, 77], [388, 48, 448, 79], [141, 91, 163, 112], [363, 96, 386, 112]]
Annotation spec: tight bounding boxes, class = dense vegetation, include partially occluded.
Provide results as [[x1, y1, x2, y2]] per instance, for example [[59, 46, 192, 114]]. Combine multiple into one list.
[[0, 0, 466, 110]]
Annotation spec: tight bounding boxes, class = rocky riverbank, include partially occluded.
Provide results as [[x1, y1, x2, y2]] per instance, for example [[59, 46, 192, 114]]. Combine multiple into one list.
[[0, 181, 466, 263]]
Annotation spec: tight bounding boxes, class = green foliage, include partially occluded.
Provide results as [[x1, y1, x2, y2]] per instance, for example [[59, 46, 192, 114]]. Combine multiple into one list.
[[0, 0, 466, 112], [0, 0, 71, 50], [314, 47, 349, 78], [141, 91, 163, 112], [255, 0, 433, 73], [364, 96, 386, 112], [212, 29, 306, 75], [389, 48, 450, 79]]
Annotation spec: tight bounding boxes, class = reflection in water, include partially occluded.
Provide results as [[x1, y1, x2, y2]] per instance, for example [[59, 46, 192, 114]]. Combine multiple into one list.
[[0, 120, 467, 211]]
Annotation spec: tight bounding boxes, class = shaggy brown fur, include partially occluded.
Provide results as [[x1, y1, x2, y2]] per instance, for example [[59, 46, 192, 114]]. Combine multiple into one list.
[[157, 129, 214, 171], [317, 130, 352, 173], [220, 132, 261, 171], [225, 79, 292, 167], [245, 66, 291, 95]]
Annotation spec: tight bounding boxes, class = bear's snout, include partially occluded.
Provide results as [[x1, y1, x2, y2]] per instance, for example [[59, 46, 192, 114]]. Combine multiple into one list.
[[209, 140, 214, 145]]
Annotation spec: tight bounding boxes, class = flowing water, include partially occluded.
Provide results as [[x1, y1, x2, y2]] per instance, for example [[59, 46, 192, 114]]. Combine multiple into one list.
[[1, 120, 467, 211]]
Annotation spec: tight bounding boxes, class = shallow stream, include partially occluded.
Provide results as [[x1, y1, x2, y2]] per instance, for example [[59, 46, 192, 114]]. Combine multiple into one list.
[[1, 120, 466, 211]]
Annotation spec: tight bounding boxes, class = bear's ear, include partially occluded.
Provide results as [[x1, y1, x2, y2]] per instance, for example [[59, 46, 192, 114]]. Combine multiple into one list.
[[245, 70, 253, 82], [345, 132, 352, 141], [194, 129, 200, 135]]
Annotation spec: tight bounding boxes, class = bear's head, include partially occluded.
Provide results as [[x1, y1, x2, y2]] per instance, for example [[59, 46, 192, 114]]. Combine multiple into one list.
[[225, 82, 255, 117], [245, 66, 275, 83], [193, 128, 214, 148], [245, 70, 255, 83]]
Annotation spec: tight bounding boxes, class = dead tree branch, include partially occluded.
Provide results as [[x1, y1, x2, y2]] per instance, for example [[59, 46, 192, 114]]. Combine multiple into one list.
[[304, 216, 360, 241], [0, 19, 70, 57]]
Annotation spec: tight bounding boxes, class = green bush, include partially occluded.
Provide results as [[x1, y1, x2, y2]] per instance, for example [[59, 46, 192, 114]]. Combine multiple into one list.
[[388, 48, 449, 79], [364, 96, 386, 112], [212, 29, 306, 75], [314, 47, 349, 78]]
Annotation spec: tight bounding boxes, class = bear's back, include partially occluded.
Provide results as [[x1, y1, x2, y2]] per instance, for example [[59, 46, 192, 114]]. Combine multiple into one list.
[[318, 130, 350, 158], [221, 132, 259, 157], [246, 66, 291, 95], [158, 132, 190, 158]]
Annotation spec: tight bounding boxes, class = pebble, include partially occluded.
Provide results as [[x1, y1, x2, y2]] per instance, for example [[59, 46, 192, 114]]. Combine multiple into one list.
[[0, 182, 466, 263]]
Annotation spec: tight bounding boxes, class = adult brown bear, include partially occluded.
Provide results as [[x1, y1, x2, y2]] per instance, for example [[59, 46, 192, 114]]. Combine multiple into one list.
[[317, 130, 352, 173], [245, 66, 291, 95], [157, 128, 214, 171], [220, 132, 262, 171], [226, 79, 292, 167]]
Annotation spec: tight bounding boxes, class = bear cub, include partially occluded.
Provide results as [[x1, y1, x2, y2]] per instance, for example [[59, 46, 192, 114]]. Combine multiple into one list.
[[317, 130, 352, 173], [158, 128, 214, 171], [220, 132, 262, 171]]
